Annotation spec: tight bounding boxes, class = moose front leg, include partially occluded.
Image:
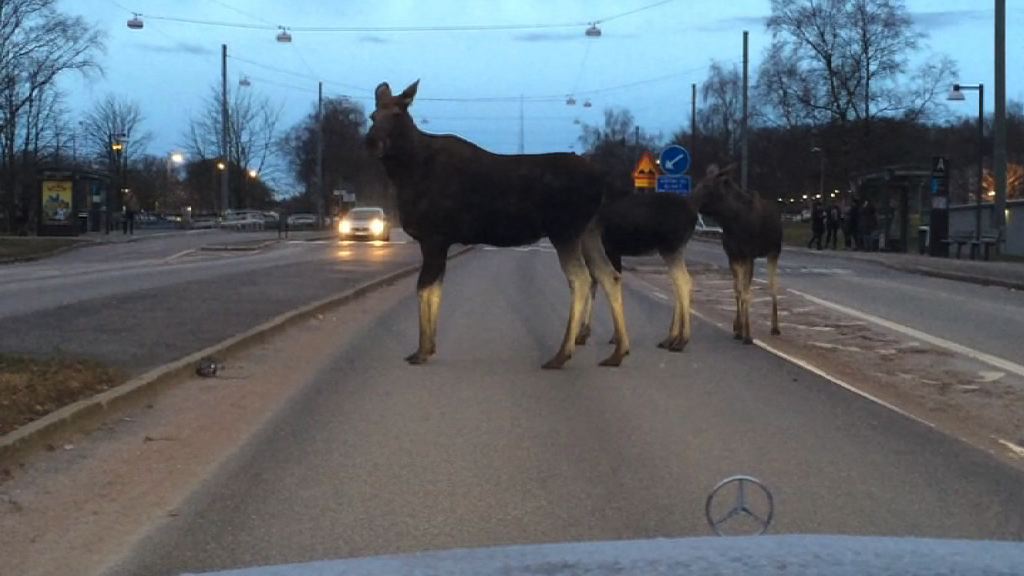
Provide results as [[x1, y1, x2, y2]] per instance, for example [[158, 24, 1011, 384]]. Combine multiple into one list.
[[406, 241, 448, 365], [543, 239, 589, 369]]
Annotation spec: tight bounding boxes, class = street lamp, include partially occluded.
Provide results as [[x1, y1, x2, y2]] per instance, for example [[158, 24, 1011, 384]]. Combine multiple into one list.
[[248, 168, 258, 179], [810, 147, 825, 202], [947, 82, 985, 246], [216, 161, 226, 171]]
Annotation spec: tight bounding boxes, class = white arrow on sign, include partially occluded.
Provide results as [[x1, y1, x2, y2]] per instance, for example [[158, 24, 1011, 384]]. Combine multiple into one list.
[[665, 154, 685, 170]]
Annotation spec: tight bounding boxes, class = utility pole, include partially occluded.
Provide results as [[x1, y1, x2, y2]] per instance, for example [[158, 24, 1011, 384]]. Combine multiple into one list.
[[690, 82, 697, 157], [741, 30, 749, 193], [518, 94, 524, 154], [220, 44, 229, 214], [317, 81, 324, 225], [994, 0, 1007, 245]]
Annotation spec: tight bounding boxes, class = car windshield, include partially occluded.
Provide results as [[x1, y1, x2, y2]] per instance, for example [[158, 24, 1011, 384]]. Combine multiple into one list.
[[349, 208, 383, 218], [3, 2, 1024, 576]]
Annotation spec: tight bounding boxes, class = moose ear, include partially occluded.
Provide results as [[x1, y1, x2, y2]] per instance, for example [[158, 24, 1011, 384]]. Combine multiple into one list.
[[374, 82, 392, 106], [397, 80, 419, 108]]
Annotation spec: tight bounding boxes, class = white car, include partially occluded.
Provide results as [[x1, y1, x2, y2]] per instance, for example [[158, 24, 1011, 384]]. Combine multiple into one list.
[[338, 207, 390, 241], [696, 213, 724, 237], [287, 213, 317, 228]]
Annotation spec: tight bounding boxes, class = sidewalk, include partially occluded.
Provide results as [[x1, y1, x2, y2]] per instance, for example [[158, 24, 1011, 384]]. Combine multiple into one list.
[[784, 243, 1024, 290]]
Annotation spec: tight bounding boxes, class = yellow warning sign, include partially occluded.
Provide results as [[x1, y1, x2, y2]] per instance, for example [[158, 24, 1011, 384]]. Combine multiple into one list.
[[632, 151, 659, 188]]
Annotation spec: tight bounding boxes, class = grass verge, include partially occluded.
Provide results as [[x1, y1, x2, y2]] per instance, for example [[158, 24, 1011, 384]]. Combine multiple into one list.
[[0, 355, 122, 435]]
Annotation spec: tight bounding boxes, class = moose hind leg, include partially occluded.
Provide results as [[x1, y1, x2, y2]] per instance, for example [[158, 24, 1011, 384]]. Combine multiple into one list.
[[660, 249, 692, 352], [576, 278, 597, 345], [730, 260, 744, 340], [741, 259, 754, 344], [543, 240, 589, 370], [582, 223, 629, 366]]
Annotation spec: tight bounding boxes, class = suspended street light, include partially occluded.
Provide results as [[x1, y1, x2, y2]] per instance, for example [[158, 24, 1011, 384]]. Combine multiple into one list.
[[573, 118, 581, 125], [585, 23, 602, 37], [276, 26, 293, 43], [582, 99, 592, 108], [127, 13, 144, 30], [566, 96, 577, 106], [239, 75, 251, 87]]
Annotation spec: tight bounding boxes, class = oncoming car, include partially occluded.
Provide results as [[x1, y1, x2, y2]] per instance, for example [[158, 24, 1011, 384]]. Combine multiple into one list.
[[339, 207, 390, 241]]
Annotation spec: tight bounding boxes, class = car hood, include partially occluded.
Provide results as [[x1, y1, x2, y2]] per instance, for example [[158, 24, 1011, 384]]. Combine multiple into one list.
[[184, 535, 1024, 575]]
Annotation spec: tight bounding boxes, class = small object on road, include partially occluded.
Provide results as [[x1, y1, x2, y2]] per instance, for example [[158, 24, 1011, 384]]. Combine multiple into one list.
[[62, 443, 74, 451], [196, 357, 218, 378]]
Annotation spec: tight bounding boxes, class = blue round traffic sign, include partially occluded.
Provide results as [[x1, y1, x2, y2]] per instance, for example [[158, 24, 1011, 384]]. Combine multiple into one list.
[[659, 145, 691, 176]]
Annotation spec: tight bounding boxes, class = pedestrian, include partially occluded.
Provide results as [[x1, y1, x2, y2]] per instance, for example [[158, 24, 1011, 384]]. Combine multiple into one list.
[[825, 203, 840, 250], [807, 201, 825, 250], [122, 193, 138, 235], [861, 199, 877, 252], [847, 199, 861, 250]]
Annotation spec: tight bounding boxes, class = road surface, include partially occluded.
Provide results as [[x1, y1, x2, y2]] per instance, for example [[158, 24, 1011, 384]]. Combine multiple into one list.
[[104, 246, 1024, 575], [682, 239, 1024, 364], [0, 229, 420, 374]]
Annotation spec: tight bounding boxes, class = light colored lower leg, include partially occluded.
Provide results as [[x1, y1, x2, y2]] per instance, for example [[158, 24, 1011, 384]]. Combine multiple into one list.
[[730, 261, 743, 338], [544, 241, 588, 368], [427, 282, 443, 354], [582, 224, 630, 365], [767, 254, 780, 335], [577, 279, 597, 344], [667, 252, 694, 344], [741, 262, 754, 342]]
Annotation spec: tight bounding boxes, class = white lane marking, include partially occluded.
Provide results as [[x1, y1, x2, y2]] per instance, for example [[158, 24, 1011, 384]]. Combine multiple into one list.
[[627, 273, 941, 429], [752, 337, 938, 430], [650, 291, 670, 301], [164, 249, 195, 262], [788, 287, 1024, 379], [997, 438, 1024, 459]]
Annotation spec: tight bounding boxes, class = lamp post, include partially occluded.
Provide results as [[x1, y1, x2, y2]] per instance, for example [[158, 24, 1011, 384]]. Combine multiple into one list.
[[947, 83, 984, 247], [811, 147, 825, 202]]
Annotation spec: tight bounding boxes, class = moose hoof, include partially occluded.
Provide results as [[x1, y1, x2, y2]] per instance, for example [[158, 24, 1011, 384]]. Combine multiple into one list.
[[542, 353, 570, 370], [669, 338, 688, 352], [742, 337, 754, 345], [598, 353, 625, 367], [657, 337, 672, 349], [405, 351, 430, 365], [771, 328, 781, 336], [733, 333, 743, 341]]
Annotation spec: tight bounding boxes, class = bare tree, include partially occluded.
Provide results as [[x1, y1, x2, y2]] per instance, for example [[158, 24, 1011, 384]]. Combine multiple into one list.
[[185, 85, 281, 178], [759, 0, 956, 127], [701, 60, 744, 158], [81, 94, 151, 172], [0, 0, 104, 232]]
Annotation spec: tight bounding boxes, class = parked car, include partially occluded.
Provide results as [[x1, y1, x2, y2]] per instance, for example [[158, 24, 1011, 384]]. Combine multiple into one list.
[[287, 213, 317, 228], [262, 211, 280, 227], [338, 207, 390, 241], [220, 210, 265, 231], [189, 215, 219, 229]]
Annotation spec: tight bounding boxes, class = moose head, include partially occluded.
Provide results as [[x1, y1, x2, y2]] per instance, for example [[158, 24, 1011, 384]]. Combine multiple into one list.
[[695, 163, 741, 216], [365, 80, 420, 158]]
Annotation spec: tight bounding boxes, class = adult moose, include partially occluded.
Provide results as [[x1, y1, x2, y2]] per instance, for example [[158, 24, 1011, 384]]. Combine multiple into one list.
[[365, 80, 630, 368], [699, 165, 783, 343]]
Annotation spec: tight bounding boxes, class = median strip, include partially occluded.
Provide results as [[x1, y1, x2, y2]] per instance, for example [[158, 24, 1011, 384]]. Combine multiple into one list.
[[0, 245, 474, 461]]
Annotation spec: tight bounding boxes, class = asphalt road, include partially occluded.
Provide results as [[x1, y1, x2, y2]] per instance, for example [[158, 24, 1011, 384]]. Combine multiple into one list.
[[0, 230, 420, 374], [107, 247, 1024, 576], [682, 239, 1024, 364]]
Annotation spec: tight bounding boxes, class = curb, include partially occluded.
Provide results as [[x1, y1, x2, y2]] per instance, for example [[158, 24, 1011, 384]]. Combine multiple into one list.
[[199, 239, 280, 252], [0, 241, 89, 265], [0, 245, 475, 462], [692, 237, 1024, 291]]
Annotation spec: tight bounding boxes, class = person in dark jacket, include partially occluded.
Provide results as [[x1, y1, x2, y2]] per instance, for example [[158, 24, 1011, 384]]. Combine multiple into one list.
[[861, 199, 877, 251], [807, 201, 825, 250], [846, 198, 861, 250], [825, 203, 841, 249]]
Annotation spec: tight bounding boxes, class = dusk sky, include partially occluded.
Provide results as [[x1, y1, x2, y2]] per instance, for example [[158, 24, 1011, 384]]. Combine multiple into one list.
[[60, 1, 1023, 189]]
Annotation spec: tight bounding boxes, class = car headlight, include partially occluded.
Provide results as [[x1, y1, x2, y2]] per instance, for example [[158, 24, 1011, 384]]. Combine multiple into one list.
[[370, 218, 385, 235], [339, 219, 351, 234]]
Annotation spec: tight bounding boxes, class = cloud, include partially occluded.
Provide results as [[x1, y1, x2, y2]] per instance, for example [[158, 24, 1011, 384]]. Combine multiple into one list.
[[134, 42, 214, 56], [358, 35, 390, 44], [911, 9, 990, 29]]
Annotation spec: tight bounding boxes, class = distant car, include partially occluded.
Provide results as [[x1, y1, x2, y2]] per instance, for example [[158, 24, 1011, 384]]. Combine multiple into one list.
[[189, 215, 219, 230], [338, 207, 390, 241], [220, 210, 265, 231], [262, 211, 280, 226], [696, 213, 724, 237], [287, 213, 317, 228]]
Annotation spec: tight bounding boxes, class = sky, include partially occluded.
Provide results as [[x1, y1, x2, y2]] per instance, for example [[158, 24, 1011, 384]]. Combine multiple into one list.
[[59, 0, 1024, 189]]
